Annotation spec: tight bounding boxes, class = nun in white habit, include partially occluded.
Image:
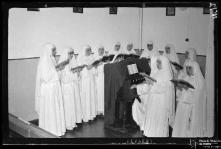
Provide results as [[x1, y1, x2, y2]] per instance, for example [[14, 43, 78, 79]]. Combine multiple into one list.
[[178, 48, 198, 80], [70, 50, 83, 124], [79, 45, 97, 122], [132, 55, 175, 137], [111, 42, 123, 63], [140, 40, 159, 59], [124, 43, 136, 55], [59, 47, 78, 130], [131, 56, 157, 131], [144, 56, 174, 137], [172, 60, 206, 137], [35, 43, 66, 136], [164, 44, 180, 79], [94, 46, 105, 115]]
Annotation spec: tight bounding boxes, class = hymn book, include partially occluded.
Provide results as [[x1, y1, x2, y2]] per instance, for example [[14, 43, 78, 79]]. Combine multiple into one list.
[[171, 79, 195, 89], [71, 64, 88, 72], [170, 61, 183, 70], [55, 59, 70, 69]]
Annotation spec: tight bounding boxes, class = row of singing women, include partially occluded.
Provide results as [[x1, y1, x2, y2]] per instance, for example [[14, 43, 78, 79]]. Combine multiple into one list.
[[35, 43, 106, 136], [132, 43, 207, 137]]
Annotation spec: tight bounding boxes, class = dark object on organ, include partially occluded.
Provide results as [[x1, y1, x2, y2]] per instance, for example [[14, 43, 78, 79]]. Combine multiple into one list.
[[170, 61, 183, 70], [127, 63, 156, 85], [140, 57, 151, 63], [127, 63, 146, 85], [91, 55, 115, 66], [171, 79, 195, 89], [115, 54, 140, 60], [102, 54, 115, 62]]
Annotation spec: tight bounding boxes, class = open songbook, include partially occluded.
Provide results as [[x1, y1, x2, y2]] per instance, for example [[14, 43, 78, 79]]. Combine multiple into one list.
[[55, 59, 70, 69], [71, 64, 88, 72], [171, 79, 195, 89], [170, 61, 183, 70], [127, 63, 156, 85]]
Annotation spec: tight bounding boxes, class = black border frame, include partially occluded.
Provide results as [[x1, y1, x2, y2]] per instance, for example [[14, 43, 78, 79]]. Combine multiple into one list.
[[2, 1, 220, 146]]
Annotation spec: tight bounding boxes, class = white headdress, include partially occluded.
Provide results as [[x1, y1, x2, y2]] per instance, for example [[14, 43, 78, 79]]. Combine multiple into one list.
[[35, 43, 58, 114], [185, 60, 206, 136], [164, 43, 180, 64]]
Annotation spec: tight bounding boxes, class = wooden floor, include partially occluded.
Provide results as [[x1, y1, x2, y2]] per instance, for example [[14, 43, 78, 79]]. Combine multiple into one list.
[[29, 116, 144, 138]]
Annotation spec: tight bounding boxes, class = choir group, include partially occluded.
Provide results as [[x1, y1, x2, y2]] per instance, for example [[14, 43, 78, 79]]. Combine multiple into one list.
[[35, 41, 206, 137]]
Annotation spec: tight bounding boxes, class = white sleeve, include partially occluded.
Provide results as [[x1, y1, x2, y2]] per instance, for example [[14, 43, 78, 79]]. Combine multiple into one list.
[[182, 89, 195, 104], [136, 83, 151, 95], [150, 82, 167, 94]]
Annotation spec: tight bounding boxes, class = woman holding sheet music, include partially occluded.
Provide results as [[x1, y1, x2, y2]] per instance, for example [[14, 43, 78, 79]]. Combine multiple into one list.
[[35, 43, 66, 136], [143, 56, 174, 137], [59, 47, 80, 130], [94, 46, 105, 115], [80, 45, 98, 122], [70, 51, 83, 124], [172, 60, 206, 137], [132, 55, 174, 137]]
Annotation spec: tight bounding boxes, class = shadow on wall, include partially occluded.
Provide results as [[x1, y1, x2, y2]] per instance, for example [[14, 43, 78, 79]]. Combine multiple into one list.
[[8, 54, 206, 121]]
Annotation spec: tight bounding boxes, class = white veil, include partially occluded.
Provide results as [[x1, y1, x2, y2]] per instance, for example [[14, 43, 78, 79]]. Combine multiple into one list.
[[185, 60, 207, 137], [151, 55, 175, 126], [180, 48, 198, 79], [164, 43, 180, 64], [35, 43, 58, 114]]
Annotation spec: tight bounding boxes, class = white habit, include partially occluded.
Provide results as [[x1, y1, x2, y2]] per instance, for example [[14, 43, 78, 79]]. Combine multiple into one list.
[[172, 60, 206, 137], [79, 47, 97, 122], [35, 43, 66, 136]]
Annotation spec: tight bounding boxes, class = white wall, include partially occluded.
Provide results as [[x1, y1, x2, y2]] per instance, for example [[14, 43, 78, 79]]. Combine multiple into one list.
[[8, 7, 210, 121], [8, 7, 141, 59], [9, 7, 210, 59], [8, 59, 39, 121], [142, 7, 210, 55]]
